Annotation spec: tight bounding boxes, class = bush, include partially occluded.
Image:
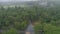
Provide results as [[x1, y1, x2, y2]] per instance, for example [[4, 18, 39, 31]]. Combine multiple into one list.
[[2, 28, 18, 34]]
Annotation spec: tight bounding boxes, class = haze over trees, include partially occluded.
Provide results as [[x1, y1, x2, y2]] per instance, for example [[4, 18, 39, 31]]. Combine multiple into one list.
[[0, 5, 60, 34], [0, 0, 60, 34]]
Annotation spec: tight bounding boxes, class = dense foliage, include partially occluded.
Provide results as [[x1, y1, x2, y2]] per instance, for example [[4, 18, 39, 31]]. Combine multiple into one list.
[[2, 28, 18, 34], [0, 6, 60, 34], [0, 6, 29, 30], [34, 7, 60, 34]]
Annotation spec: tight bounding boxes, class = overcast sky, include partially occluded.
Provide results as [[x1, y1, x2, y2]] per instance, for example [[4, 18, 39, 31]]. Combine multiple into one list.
[[0, 0, 38, 2], [0, 0, 59, 2]]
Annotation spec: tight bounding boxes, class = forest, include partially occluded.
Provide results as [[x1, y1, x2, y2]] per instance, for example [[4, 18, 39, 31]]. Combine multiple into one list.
[[0, 5, 60, 34]]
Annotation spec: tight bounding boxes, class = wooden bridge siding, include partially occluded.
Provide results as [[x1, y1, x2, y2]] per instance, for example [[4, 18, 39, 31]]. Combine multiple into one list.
[[26, 32, 30, 34], [26, 32, 34, 34]]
